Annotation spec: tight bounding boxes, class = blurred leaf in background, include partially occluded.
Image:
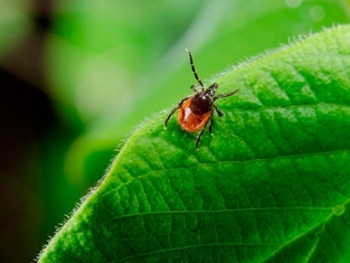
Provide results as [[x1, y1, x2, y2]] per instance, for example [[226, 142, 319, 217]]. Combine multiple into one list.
[[0, 0, 31, 55], [0, 0, 349, 262]]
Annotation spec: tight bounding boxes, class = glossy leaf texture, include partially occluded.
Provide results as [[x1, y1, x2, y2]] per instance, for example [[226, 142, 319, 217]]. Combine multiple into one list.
[[38, 25, 350, 262]]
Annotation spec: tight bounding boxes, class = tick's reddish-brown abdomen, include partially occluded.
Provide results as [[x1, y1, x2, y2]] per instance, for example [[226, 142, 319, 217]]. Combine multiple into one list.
[[177, 98, 211, 132]]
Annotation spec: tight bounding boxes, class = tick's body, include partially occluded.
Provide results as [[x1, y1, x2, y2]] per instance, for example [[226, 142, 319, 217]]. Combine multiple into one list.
[[165, 49, 239, 148], [178, 98, 211, 132]]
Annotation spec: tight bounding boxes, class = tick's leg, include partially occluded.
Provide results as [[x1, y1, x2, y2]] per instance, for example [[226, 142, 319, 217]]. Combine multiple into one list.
[[165, 97, 190, 127], [214, 88, 239, 100], [186, 49, 204, 91], [165, 106, 180, 127], [190, 85, 199, 93], [195, 127, 206, 149], [213, 104, 223, 117], [209, 111, 214, 134], [195, 119, 210, 149]]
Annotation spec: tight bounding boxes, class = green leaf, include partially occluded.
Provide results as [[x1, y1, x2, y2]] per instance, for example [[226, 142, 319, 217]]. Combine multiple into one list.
[[38, 25, 350, 262]]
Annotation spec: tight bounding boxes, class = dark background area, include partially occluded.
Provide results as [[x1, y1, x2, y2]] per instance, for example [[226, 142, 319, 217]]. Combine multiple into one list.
[[0, 1, 82, 262]]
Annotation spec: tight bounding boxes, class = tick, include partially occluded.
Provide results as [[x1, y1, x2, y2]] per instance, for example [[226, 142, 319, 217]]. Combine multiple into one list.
[[165, 49, 239, 148]]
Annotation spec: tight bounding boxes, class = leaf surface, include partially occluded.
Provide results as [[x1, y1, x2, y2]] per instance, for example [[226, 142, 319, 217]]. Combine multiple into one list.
[[38, 25, 350, 263]]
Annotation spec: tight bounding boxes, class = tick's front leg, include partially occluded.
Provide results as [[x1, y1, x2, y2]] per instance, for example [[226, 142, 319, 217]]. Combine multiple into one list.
[[214, 88, 239, 100], [165, 96, 191, 127], [213, 104, 223, 117]]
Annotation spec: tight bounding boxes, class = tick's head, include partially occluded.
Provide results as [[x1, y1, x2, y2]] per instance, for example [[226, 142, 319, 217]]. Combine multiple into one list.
[[204, 82, 219, 97], [190, 82, 219, 115]]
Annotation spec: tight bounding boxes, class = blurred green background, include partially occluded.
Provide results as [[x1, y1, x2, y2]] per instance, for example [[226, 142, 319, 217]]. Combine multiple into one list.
[[0, 0, 349, 262]]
